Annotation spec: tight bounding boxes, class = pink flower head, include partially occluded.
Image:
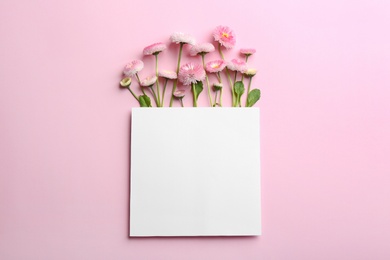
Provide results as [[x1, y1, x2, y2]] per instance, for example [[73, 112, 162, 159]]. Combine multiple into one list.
[[227, 59, 248, 73], [140, 75, 157, 87], [143, 42, 167, 55], [123, 60, 144, 77], [173, 89, 186, 98], [213, 25, 236, 49], [158, 70, 177, 80], [240, 48, 256, 56], [205, 59, 227, 73], [189, 43, 215, 56], [178, 62, 206, 86], [170, 32, 196, 45]]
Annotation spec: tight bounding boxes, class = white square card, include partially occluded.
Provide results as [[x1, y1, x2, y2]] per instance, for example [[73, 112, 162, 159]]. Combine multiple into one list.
[[130, 108, 261, 236]]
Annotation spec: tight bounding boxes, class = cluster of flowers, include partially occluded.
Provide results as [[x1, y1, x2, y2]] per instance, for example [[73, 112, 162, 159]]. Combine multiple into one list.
[[120, 26, 260, 107]]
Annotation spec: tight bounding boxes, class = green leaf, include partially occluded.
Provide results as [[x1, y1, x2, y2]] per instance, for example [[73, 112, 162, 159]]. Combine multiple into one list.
[[194, 81, 203, 101], [246, 89, 261, 107], [233, 81, 245, 97], [139, 95, 152, 107], [234, 81, 245, 106]]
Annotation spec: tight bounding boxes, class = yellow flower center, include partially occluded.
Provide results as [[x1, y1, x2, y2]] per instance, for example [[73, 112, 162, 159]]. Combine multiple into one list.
[[222, 32, 229, 38]]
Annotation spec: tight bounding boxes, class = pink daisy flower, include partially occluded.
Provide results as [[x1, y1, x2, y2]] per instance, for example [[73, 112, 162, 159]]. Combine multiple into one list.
[[213, 25, 236, 49], [158, 70, 177, 80], [170, 32, 196, 45], [240, 48, 256, 55], [178, 63, 206, 86], [189, 43, 215, 56], [227, 59, 248, 73], [173, 89, 186, 98], [205, 60, 227, 73], [123, 60, 144, 77], [140, 75, 157, 87], [143, 42, 167, 55]]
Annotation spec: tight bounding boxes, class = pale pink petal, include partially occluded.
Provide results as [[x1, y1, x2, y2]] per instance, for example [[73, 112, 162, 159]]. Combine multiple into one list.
[[140, 75, 157, 87], [173, 89, 186, 98], [123, 60, 144, 77], [240, 48, 256, 55], [178, 63, 206, 86], [227, 59, 248, 73], [158, 70, 177, 79], [170, 32, 196, 45], [189, 43, 215, 56], [205, 59, 227, 73], [143, 42, 167, 55]]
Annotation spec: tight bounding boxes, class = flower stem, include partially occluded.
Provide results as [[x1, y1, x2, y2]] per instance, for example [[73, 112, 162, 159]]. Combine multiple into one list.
[[127, 87, 139, 101], [150, 87, 159, 107], [136, 73, 148, 96], [245, 76, 253, 107], [136, 73, 141, 84], [170, 43, 184, 107], [154, 54, 161, 107], [161, 78, 168, 107], [219, 88, 223, 107], [233, 71, 238, 107], [179, 98, 184, 107], [218, 44, 235, 106], [216, 72, 222, 83], [214, 91, 218, 106], [201, 54, 213, 107], [218, 44, 225, 60], [191, 83, 197, 107], [241, 55, 249, 81]]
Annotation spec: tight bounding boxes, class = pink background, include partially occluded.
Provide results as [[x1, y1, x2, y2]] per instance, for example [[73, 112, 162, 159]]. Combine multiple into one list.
[[1, 0, 390, 259]]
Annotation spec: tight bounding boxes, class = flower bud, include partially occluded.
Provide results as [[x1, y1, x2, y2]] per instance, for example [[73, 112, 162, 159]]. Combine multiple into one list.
[[120, 77, 132, 87]]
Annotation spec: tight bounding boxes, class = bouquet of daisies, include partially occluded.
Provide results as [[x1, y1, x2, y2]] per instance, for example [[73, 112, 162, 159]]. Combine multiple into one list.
[[120, 26, 260, 107]]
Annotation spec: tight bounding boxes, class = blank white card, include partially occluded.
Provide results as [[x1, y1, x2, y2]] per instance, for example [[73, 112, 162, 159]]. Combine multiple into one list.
[[130, 108, 261, 236]]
